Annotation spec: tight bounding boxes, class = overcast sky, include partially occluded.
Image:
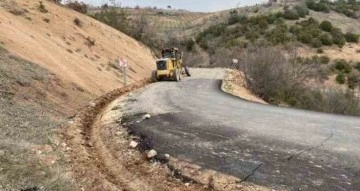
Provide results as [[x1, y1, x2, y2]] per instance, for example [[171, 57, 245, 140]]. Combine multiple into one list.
[[81, 0, 267, 12]]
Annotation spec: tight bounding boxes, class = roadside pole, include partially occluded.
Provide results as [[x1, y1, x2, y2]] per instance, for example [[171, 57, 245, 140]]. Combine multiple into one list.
[[119, 57, 128, 85]]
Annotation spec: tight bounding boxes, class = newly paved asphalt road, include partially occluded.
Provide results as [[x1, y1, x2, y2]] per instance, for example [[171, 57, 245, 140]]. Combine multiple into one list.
[[122, 69, 360, 191]]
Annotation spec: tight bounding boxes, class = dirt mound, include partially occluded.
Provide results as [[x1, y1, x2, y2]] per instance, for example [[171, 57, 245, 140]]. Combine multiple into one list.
[[0, 0, 155, 97]]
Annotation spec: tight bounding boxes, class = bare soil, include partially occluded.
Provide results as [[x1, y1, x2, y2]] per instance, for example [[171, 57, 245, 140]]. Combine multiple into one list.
[[0, 0, 155, 97], [222, 69, 267, 104]]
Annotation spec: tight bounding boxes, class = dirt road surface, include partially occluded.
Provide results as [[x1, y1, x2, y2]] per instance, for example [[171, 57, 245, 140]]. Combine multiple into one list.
[[120, 68, 360, 191]]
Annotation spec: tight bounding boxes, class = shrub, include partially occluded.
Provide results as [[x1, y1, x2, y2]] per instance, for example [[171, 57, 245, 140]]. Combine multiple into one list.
[[73, 18, 82, 27], [345, 32, 359, 43], [331, 28, 346, 47], [306, 0, 330, 13], [317, 48, 324, 54], [298, 32, 313, 44], [319, 21, 333, 32], [311, 37, 323, 48], [38, 1, 48, 13], [43, 18, 50, 23], [320, 55, 330, 64], [297, 88, 360, 116], [348, 71, 360, 89], [91, 3, 131, 36], [355, 62, 360, 71], [334, 59, 352, 73], [283, 9, 300, 20], [66, 1, 88, 14], [336, 73, 346, 84], [294, 5, 310, 18], [186, 39, 195, 51], [320, 33, 332, 45]]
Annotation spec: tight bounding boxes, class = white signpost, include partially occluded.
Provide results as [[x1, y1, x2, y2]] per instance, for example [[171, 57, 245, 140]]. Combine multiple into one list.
[[232, 58, 239, 69], [119, 58, 128, 85]]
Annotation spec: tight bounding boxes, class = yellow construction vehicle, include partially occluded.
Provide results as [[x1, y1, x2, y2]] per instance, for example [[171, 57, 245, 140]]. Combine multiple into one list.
[[152, 48, 191, 82]]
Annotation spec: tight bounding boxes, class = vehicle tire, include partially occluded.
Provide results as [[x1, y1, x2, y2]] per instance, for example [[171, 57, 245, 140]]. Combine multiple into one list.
[[173, 69, 180, 82], [184, 66, 191, 77], [151, 71, 158, 82]]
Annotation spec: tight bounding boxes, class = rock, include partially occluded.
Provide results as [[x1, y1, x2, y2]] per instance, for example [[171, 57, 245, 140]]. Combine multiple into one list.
[[147, 149, 157, 158], [61, 143, 67, 148], [115, 131, 123, 136], [128, 93, 133, 96], [236, 185, 243, 189], [185, 183, 190, 187], [68, 120, 74, 125], [164, 154, 170, 159], [86, 142, 93, 147], [89, 102, 96, 107], [129, 141, 138, 148], [144, 114, 151, 119]]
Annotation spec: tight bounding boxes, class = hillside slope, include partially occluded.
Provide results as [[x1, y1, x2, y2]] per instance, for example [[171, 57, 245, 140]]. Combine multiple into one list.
[[0, 1, 156, 190], [0, 0, 155, 97]]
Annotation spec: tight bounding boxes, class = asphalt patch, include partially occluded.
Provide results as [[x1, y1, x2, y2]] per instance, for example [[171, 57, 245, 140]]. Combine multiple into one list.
[[126, 112, 359, 191]]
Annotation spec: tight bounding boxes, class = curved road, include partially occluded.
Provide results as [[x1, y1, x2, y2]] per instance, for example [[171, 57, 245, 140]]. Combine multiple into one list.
[[122, 68, 360, 191]]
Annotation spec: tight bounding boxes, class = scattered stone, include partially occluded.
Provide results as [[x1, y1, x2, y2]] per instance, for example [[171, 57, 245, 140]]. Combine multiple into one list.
[[129, 141, 138, 148], [128, 93, 133, 96], [236, 185, 243, 189], [0, 150, 5, 156], [112, 106, 121, 111], [115, 131, 123, 136], [164, 154, 170, 159], [20, 122, 30, 128], [144, 114, 151, 119], [185, 183, 190, 187], [89, 102, 96, 107], [68, 120, 74, 125], [136, 121, 141, 123], [61, 143, 67, 148], [86, 142, 93, 147], [147, 149, 157, 158]]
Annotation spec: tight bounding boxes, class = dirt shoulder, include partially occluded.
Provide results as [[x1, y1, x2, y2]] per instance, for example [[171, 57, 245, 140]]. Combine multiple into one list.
[[62, 77, 271, 191], [221, 69, 267, 104]]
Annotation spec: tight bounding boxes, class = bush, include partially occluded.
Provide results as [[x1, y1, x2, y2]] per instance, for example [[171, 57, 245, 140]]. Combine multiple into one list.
[[336, 73, 346, 84], [186, 39, 195, 51], [43, 18, 50, 23], [294, 5, 310, 18], [347, 71, 360, 89], [317, 48, 324, 54], [297, 88, 360, 116], [355, 62, 360, 71], [283, 9, 300, 20], [334, 59, 352, 73], [320, 33, 332, 45], [91, 3, 131, 36], [320, 55, 330, 64], [66, 1, 88, 14], [298, 32, 313, 44], [345, 32, 359, 43], [73, 18, 82, 27], [38, 2, 48, 13], [311, 37, 323, 48], [306, 0, 330, 13], [319, 21, 333, 32], [331, 28, 346, 47]]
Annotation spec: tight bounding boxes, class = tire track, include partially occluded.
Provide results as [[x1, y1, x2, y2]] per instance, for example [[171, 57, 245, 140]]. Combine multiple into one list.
[[64, 79, 151, 191]]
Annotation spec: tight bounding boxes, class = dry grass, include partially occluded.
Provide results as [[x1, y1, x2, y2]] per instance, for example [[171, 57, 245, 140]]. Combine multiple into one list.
[[0, 47, 75, 190]]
